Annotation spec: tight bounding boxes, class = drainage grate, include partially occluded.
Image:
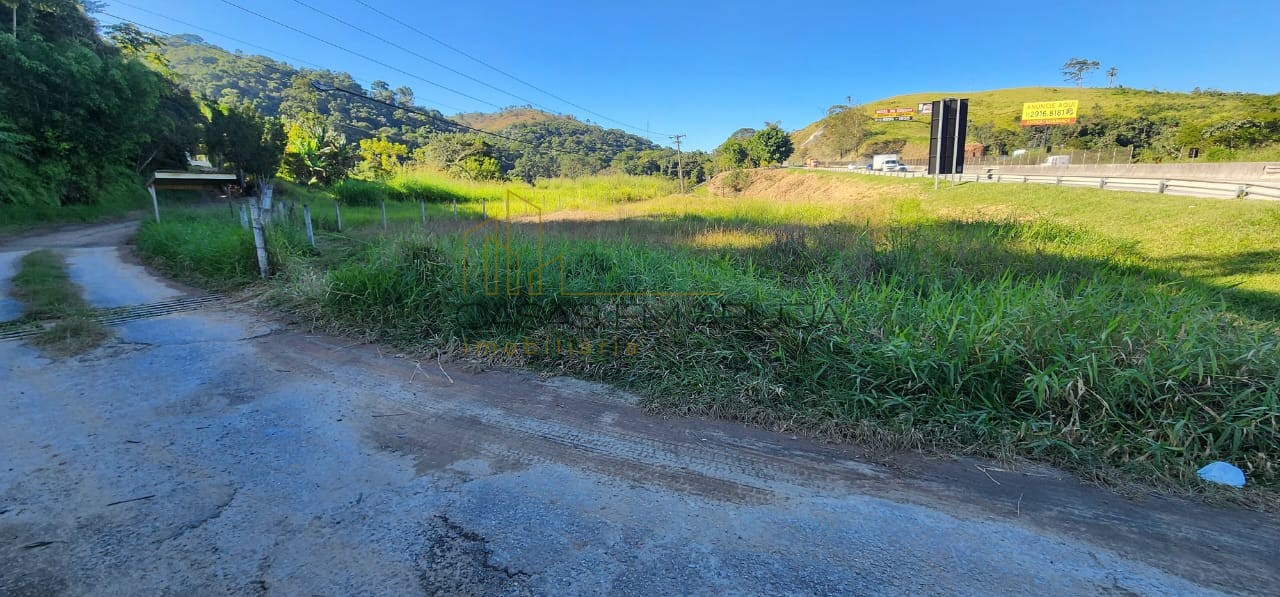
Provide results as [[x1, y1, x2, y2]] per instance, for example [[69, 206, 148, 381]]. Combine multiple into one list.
[[0, 294, 226, 342]]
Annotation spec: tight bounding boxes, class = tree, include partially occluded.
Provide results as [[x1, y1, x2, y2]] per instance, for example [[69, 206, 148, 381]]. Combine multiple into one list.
[[106, 23, 169, 68], [0, 0, 202, 206], [370, 80, 393, 103], [1061, 58, 1101, 87], [747, 123, 794, 166], [205, 102, 285, 183], [512, 151, 558, 183], [280, 113, 356, 186], [1106, 66, 1118, 88], [356, 136, 409, 180], [455, 155, 501, 181], [714, 138, 752, 171], [394, 86, 414, 107], [820, 105, 872, 159]]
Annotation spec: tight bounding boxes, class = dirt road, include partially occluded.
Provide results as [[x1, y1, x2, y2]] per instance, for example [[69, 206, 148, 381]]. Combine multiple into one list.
[[1, 222, 1277, 595]]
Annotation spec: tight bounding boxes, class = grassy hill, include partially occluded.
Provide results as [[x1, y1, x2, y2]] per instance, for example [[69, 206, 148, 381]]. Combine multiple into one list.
[[793, 86, 1280, 161], [453, 107, 563, 132]]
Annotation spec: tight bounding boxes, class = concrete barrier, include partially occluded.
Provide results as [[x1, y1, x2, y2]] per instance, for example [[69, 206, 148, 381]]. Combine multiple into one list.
[[984, 162, 1280, 183]]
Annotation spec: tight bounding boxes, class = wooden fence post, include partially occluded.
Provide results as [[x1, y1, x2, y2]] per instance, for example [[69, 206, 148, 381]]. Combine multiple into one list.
[[147, 184, 160, 223], [248, 199, 270, 279], [380, 200, 388, 230], [303, 204, 316, 248]]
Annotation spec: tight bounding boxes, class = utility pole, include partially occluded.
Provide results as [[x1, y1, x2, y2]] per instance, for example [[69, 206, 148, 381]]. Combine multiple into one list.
[[670, 134, 686, 193]]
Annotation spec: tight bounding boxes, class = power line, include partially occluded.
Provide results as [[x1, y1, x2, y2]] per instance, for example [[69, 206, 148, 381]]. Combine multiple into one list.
[[215, 0, 504, 111], [110, 0, 326, 73], [100, 8, 466, 114], [102, 11, 657, 162], [99, 12, 294, 81], [98, 9, 467, 136], [287, 0, 551, 113], [348, 0, 669, 138]]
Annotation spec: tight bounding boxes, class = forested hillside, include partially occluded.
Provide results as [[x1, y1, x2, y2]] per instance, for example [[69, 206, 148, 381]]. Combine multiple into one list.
[[454, 107, 560, 132], [0, 1, 199, 210], [161, 34, 456, 148], [158, 36, 703, 182]]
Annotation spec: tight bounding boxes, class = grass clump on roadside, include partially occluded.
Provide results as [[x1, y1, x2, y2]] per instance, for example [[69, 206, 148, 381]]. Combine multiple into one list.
[[0, 175, 149, 238], [136, 209, 314, 291], [12, 250, 88, 320], [10, 250, 109, 356], [32, 317, 110, 357]]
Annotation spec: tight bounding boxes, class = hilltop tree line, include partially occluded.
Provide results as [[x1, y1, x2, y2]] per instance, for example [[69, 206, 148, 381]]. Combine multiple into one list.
[[159, 35, 711, 186]]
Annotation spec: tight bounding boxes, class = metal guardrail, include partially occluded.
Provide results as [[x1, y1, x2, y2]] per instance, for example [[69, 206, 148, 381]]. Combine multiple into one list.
[[850, 168, 1280, 201]]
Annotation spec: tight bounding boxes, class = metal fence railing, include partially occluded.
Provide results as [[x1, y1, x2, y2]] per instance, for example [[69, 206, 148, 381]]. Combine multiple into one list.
[[852, 169, 1280, 201], [802, 147, 1138, 170]]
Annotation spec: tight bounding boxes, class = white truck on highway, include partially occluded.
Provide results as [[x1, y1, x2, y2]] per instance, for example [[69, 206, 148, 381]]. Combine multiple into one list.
[[873, 154, 902, 171]]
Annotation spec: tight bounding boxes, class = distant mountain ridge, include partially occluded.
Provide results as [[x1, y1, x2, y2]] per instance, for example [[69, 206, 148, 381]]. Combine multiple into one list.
[[158, 35, 660, 153], [453, 107, 563, 132]]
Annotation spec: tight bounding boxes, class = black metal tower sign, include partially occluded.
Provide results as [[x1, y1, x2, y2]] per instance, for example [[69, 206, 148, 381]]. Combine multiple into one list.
[[928, 98, 969, 177]]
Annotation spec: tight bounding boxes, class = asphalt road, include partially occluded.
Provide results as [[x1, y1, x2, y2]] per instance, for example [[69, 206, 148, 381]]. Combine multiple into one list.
[[1, 222, 1277, 595]]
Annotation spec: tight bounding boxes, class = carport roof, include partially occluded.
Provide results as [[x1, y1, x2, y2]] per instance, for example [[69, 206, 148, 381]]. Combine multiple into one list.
[[147, 171, 238, 189]]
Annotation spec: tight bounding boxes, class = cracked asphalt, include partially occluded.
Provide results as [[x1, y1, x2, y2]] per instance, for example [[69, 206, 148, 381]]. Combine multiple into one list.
[[1, 221, 1278, 595]]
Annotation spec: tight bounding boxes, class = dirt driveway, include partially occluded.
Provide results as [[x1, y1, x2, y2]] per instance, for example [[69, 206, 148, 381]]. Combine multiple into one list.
[[1, 222, 1277, 595]]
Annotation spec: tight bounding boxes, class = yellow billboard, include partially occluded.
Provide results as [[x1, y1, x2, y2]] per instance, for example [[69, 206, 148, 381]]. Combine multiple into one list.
[[1020, 100, 1079, 126]]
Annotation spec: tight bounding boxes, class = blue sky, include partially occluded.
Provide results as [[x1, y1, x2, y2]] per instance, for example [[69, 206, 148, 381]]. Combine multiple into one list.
[[101, 0, 1280, 151]]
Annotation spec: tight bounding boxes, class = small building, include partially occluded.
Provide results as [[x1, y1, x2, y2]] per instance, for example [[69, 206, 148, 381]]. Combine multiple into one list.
[[965, 143, 986, 158]]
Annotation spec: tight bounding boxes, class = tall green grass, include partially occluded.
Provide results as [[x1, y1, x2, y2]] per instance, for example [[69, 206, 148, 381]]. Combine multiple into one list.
[[0, 175, 149, 234], [136, 173, 1280, 492], [263, 221, 1280, 488], [136, 207, 313, 290]]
